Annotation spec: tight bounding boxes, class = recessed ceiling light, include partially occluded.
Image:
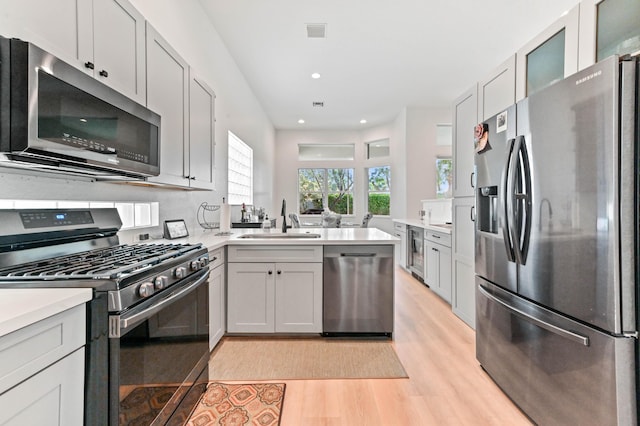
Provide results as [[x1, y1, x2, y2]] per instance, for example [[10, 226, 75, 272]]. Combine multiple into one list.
[[298, 119, 305, 124], [311, 72, 321, 79], [360, 119, 367, 124]]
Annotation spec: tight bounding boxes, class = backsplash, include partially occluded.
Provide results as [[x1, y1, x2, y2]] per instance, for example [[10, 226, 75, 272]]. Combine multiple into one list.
[[421, 198, 452, 225]]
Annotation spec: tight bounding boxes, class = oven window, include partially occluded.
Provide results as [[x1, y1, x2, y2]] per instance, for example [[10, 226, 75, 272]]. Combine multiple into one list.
[[116, 283, 208, 424]]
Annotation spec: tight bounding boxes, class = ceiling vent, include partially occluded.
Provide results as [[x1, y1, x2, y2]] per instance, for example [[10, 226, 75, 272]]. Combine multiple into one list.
[[312, 101, 324, 107], [306, 23, 327, 38]]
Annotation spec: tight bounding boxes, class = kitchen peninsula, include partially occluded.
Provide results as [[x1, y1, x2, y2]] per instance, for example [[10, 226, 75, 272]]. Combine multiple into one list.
[[175, 226, 399, 341]]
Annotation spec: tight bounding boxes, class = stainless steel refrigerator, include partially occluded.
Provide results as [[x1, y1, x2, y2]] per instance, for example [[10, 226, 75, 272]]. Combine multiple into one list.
[[474, 55, 637, 425]]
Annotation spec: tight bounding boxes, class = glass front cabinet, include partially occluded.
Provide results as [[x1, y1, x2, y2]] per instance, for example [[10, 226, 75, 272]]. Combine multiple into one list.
[[579, 0, 640, 70], [515, 4, 580, 100]]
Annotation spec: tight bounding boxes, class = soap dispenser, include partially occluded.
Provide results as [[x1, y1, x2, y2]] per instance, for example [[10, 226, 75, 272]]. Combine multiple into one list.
[[262, 215, 271, 230]]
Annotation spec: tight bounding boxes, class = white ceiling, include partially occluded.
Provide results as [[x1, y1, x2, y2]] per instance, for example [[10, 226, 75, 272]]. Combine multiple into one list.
[[199, 0, 581, 130]]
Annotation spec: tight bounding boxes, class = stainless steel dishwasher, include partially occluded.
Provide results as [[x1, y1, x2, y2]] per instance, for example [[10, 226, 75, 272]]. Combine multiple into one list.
[[323, 245, 394, 337]]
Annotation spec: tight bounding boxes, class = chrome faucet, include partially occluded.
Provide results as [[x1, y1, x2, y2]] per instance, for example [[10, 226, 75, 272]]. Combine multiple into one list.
[[281, 199, 287, 233], [539, 198, 553, 231]]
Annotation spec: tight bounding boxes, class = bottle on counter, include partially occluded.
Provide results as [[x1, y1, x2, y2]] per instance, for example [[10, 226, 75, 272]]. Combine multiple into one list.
[[241, 203, 246, 222]]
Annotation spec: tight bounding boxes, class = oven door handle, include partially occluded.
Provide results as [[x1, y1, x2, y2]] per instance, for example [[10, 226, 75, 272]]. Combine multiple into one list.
[[110, 269, 210, 337]]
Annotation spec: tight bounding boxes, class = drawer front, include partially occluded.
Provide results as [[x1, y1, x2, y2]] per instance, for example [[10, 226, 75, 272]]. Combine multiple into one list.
[[0, 304, 85, 394], [209, 247, 225, 270], [425, 230, 451, 246], [228, 245, 323, 263], [393, 222, 406, 232]]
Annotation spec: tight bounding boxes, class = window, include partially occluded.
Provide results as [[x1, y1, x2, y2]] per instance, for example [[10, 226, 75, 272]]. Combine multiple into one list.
[[298, 168, 354, 215], [436, 157, 453, 198], [367, 166, 391, 215], [227, 131, 253, 205], [298, 144, 354, 161], [366, 139, 390, 159]]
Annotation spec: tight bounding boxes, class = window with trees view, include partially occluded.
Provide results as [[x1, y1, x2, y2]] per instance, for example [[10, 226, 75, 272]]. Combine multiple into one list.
[[367, 166, 391, 215], [298, 168, 354, 215]]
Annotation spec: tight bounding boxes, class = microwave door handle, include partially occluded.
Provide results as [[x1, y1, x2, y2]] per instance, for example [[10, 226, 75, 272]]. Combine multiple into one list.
[[110, 270, 209, 337], [501, 138, 516, 262]]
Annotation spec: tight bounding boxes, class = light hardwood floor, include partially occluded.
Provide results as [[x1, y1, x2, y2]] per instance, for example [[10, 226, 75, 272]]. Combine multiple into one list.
[[220, 267, 533, 425]]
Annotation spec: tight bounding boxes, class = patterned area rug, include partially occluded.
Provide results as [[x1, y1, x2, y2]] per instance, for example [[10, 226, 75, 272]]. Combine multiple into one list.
[[119, 386, 178, 425], [187, 382, 285, 426]]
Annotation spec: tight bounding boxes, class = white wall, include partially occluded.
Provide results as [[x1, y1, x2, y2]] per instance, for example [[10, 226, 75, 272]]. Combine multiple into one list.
[[274, 106, 451, 235], [0, 0, 275, 240], [405, 107, 452, 220]]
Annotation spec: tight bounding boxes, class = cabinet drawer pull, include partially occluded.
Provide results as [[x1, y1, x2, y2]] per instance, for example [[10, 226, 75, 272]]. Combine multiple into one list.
[[84, 61, 95, 70], [268, 270, 273, 275], [277, 270, 282, 275], [99, 69, 109, 77]]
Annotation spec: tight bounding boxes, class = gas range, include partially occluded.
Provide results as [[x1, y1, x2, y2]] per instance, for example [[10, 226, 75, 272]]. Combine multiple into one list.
[[0, 209, 208, 312], [0, 208, 211, 425], [0, 242, 209, 311]]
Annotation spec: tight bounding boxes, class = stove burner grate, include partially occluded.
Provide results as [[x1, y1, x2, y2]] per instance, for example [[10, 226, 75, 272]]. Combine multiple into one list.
[[0, 243, 201, 280]]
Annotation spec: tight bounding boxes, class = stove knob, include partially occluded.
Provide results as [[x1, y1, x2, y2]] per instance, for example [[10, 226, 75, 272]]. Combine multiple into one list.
[[174, 267, 187, 279], [190, 260, 202, 271], [199, 257, 209, 266], [138, 282, 155, 298], [154, 275, 169, 290]]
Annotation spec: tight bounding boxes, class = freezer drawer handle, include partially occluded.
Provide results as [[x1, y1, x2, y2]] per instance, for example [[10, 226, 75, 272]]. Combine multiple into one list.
[[478, 285, 590, 346], [340, 253, 376, 257]]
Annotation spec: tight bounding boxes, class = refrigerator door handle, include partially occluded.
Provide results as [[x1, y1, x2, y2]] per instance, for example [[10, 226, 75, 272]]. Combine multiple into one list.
[[478, 285, 590, 346], [501, 138, 516, 262], [515, 135, 532, 264]]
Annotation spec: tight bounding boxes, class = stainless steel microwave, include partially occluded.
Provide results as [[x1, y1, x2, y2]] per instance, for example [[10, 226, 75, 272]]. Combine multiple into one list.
[[0, 36, 160, 179]]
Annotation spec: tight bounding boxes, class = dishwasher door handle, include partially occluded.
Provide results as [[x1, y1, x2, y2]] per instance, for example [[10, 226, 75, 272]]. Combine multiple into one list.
[[340, 253, 376, 257]]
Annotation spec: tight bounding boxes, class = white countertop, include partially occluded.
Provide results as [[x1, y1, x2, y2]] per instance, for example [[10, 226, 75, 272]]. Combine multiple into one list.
[[150, 227, 400, 250], [392, 219, 452, 235], [0, 288, 92, 338]]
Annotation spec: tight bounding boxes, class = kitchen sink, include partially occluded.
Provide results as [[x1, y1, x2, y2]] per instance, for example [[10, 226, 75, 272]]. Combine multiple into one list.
[[238, 232, 322, 239]]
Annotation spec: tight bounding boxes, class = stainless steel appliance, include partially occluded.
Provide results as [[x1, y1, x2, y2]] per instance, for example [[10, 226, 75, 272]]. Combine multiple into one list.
[[0, 208, 210, 425], [407, 225, 424, 281], [0, 36, 161, 179], [323, 245, 393, 337], [474, 55, 637, 425]]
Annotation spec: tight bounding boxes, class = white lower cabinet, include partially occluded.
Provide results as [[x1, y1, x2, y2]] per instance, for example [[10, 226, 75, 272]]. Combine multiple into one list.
[[424, 232, 452, 304], [209, 247, 226, 350], [227, 246, 323, 334], [0, 349, 84, 426], [452, 197, 476, 329], [0, 304, 86, 425]]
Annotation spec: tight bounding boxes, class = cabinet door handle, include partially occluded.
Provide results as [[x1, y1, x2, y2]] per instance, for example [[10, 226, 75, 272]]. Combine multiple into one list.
[[268, 270, 273, 275], [99, 69, 109, 77], [470, 171, 475, 188], [190, 176, 196, 180], [84, 61, 95, 70], [470, 206, 476, 222], [277, 270, 282, 275], [432, 247, 439, 252], [432, 234, 440, 239]]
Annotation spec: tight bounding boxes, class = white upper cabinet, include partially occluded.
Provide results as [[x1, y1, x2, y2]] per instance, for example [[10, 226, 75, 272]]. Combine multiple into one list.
[[188, 72, 216, 190], [477, 55, 516, 121], [452, 85, 478, 198], [145, 23, 216, 190], [145, 23, 190, 188], [579, 0, 640, 70], [516, 4, 580, 100], [5, 0, 146, 105], [89, 0, 146, 105]]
